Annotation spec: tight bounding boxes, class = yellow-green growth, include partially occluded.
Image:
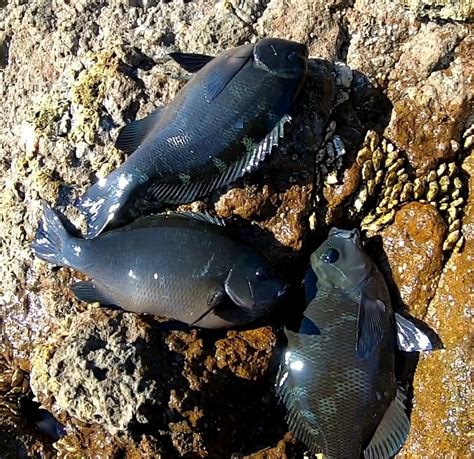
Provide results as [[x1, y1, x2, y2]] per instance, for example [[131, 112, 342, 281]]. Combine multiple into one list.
[[28, 93, 68, 137], [70, 51, 120, 144]]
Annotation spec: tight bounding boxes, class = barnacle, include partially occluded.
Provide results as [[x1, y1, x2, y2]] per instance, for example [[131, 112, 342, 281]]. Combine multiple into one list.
[[348, 130, 469, 252]]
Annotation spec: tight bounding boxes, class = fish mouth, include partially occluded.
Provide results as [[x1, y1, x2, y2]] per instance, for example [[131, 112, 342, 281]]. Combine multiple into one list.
[[330, 227, 362, 247]]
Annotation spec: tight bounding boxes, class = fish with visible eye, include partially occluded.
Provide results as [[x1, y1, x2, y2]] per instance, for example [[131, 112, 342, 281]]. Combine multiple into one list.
[[31, 202, 288, 328], [76, 37, 309, 238], [276, 228, 435, 458]]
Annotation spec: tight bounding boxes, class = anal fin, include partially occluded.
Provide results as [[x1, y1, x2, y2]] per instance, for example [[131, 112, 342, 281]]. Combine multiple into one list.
[[364, 388, 410, 459], [72, 281, 117, 306], [145, 115, 291, 205]]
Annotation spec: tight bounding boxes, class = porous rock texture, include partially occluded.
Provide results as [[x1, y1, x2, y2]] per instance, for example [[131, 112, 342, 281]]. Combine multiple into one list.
[[0, 0, 472, 457]]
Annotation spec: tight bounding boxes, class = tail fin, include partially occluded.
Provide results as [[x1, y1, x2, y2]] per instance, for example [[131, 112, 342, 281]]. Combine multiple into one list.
[[31, 202, 73, 266], [76, 172, 134, 239]]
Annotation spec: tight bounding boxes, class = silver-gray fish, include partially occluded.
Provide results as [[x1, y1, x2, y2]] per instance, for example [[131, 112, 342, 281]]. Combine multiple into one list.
[[77, 37, 308, 238], [31, 203, 287, 328], [276, 228, 433, 458]]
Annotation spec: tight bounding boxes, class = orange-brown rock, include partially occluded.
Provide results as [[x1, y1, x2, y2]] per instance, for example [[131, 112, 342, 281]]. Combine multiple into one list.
[[381, 202, 446, 317], [215, 185, 273, 220], [399, 151, 473, 456], [214, 327, 277, 380]]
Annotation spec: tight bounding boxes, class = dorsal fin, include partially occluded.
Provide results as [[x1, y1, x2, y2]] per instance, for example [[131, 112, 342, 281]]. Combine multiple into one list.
[[168, 52, 214, 73], [144, 115, 291, 205], [115, 109, 164, 153]]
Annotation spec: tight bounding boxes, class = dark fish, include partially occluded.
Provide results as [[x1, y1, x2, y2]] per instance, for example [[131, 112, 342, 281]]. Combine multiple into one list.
[[32, 203, 287, 328], [77, 37, 308, 238], [276, 228, 433, 458], [35, 409, 66, 441]]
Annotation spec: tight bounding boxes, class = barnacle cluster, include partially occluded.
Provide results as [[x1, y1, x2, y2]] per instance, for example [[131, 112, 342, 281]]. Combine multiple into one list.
[[316, 120, 346, 185], [349, 130, 467, 252]]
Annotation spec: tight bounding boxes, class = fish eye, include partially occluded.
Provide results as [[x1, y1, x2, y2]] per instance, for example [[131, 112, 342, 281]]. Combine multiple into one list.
[[255, 266, 270, 280], [321, 248, 339, 264], [288, 52, 299, 62]]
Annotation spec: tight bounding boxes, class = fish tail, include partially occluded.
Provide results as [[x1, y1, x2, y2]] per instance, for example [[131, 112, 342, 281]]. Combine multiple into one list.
[[76, 172, 134, 239], [31, 201, 74, 267]]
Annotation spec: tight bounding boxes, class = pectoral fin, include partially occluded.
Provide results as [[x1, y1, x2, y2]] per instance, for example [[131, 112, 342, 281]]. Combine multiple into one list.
[[395, 312, 435, 352], [191, 286, 252, 328], [115, 109, 164, 153], [356, 294, 386, 359], [364, 387, 410, 459], [205, 54, 250, 101], [71, 281, 117, 306], [304, 266, 318, 304], [168, 52, 214, 73]]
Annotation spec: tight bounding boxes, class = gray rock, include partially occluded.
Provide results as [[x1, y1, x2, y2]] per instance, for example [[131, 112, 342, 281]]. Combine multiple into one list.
[[30, 310, 163, 433]]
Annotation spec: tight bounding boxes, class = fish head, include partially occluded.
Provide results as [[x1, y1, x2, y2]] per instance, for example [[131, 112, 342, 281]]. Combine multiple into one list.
[[310, 227, 373, 291], [224, 254, 288, 314], [253, 38, 308, 79]]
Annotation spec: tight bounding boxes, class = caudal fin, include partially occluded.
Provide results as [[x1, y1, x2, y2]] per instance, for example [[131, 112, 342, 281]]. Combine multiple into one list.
[[76, 172, 134, 239], [31, 202, 72, 266]]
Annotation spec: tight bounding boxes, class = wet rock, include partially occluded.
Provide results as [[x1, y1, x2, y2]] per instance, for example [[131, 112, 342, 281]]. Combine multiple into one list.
[[399, 151, 473, 456], [256, 0, 343, 60], [380, 202, 446, 317], [29, 308, 286, 456], [246, 432, 304, 458], [385, 31, 472, 173], [0, 418, 55, 459], [216, 185, 273, 221], [323, 161, 360, 218], [1, 0, 472, 456]]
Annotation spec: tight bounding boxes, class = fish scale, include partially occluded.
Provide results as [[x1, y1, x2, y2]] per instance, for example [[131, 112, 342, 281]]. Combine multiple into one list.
[[32, 205, 287, 329], [128, 61, 289, 179], [76, 38, 308, 238], [279, 289, 393, 457], [274, 227, 420, 458]]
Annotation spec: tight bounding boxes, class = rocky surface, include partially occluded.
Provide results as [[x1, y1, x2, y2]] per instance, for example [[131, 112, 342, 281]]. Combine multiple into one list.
[[0, 0, 472, 457], [398, 136, 474, 457], [380, 202, 446, 318], [30, 309, 289, 457]]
